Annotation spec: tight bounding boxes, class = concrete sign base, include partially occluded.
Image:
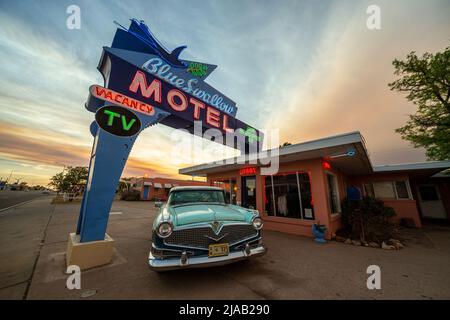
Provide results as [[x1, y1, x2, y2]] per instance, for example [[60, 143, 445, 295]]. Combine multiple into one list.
[[66, 233, 114, 270]]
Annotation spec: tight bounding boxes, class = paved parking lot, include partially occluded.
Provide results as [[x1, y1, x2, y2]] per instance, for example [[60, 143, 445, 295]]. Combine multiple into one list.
[[1, 197, 450, 299]]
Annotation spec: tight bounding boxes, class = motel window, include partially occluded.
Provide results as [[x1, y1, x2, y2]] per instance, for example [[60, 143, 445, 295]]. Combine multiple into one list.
[[394, 181, 410, 199], [364, 181, 412, 200], [264, 172, 314, 220], [373, 182, 396, 199], [418, 185, 440, 201]]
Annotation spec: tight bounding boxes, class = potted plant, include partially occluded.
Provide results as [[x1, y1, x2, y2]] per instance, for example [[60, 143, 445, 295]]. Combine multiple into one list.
[[312, 222, 327, 243]]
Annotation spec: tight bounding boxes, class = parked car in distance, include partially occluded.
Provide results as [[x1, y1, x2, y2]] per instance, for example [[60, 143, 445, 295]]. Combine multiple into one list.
[[149, 186, 266, 271]]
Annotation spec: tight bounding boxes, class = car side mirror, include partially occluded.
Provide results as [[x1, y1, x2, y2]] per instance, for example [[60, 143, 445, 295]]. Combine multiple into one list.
[[155, 201, 163, 208]]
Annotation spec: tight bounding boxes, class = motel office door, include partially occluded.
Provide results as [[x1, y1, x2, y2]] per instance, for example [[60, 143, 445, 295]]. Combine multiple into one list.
[[143, 186, 150, 200], [241, 176, 257, 209]]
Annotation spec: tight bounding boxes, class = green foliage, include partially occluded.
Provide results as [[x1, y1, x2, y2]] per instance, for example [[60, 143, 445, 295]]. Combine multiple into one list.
[[48, 166, 88, 194], [341, 197, 396, 242], [117, 181, 129, 193], [389, 45, 450, 160]]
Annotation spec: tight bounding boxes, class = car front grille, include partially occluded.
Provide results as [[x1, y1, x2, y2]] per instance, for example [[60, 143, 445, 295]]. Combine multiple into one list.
[[164, 224, 258, 249]]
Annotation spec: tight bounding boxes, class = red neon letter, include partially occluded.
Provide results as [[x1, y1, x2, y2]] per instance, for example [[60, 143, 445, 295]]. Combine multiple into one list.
[[222, 115, 234, 132], [206, 107, 221, 128], [95, 86, 107, 97], [167, 89, 188, 112], [114, 94, 123, 104], [190, 98, 205, 119], [129, 71, 162, 103]]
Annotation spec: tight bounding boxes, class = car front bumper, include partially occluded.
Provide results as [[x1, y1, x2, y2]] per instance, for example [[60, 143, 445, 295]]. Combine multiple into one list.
[[148, 244, 267, 272]]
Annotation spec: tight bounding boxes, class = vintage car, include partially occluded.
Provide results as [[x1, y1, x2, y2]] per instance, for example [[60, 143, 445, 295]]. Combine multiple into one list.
[[149, 186, 266, 271]]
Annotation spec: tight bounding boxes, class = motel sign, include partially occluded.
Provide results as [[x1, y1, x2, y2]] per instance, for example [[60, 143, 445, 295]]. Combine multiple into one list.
[[76, 19, 263, 243]]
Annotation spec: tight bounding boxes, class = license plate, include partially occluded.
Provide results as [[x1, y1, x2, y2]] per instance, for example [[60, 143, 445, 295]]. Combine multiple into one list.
[[208, 243, 229, 257]]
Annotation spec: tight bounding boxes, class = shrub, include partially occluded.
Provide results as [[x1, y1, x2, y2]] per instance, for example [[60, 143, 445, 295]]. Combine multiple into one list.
[[120, 190, 141, 201], [340, 197, 396, 243]]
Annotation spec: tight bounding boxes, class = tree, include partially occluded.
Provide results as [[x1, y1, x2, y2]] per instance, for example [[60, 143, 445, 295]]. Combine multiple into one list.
[[19, 181, 28, 191], [64, 166, 88, 189], [48, 167, 88, 195], [49, 172, 68, 194], [389, 45, 450, 160]]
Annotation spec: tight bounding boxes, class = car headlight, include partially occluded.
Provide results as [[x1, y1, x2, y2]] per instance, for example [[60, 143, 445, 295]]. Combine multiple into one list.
[[157, 222, 173, 238], [252, 217, 263, 230]]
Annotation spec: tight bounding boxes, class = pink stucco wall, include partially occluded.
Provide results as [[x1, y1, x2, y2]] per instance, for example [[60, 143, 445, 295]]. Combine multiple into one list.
[[349, 173, 422, 228], [382, 199, 422, 227]]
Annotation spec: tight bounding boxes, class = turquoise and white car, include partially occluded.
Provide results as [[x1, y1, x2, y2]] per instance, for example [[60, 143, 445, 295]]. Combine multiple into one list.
[[149, 186, 267, 271]]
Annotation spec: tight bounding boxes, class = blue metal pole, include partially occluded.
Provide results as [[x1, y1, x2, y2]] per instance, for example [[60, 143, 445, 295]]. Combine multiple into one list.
[[76, 109, 169, 242]]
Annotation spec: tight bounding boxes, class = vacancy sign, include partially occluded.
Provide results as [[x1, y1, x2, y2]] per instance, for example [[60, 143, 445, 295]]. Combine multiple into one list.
[[90, 85, 155, 116]]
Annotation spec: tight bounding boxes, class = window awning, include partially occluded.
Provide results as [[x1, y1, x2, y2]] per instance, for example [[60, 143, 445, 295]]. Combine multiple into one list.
[[164, 183, 172, 188], [143, 182, 152, 186], [154, 183, 162, 188]]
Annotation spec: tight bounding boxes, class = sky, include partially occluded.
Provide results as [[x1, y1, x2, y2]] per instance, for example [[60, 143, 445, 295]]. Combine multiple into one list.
[[0, 0, 449, 186]]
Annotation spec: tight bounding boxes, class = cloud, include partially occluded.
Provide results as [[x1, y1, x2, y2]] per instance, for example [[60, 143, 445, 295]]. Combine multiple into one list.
[[264, 0, 450, 164]]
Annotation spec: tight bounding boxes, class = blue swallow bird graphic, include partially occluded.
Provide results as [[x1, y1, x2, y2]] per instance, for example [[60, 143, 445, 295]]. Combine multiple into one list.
[[114, 19, 187, 68]]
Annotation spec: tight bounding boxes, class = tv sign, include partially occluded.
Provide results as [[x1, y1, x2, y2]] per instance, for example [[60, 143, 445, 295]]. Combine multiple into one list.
[[95, 106, 141, 137]]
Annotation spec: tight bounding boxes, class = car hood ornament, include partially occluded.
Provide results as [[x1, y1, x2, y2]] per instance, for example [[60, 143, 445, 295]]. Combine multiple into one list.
[[211, 221, 222, 235]]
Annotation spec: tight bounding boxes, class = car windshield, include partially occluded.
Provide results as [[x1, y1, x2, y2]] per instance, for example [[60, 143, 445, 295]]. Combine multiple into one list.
[[168, 190, 225, 206]]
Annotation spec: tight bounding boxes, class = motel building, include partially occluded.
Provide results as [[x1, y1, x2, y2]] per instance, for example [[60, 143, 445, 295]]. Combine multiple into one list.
[[130, 177, 207, 201], [179, 131, 450, 239]]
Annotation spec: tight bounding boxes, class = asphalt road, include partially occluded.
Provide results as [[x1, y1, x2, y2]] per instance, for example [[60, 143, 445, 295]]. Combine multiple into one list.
[[0, 190, 48, 210]]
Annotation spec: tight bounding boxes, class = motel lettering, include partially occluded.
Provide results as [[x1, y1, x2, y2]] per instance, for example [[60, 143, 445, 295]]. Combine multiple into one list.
[[142, 57, 236, 115], [128, 70, 234, 133]]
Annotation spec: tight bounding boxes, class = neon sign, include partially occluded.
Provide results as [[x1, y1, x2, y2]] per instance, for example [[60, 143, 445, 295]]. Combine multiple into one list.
[[114, 19, 187, 68], [187, 62, 208, 77], [113, 19, 237, 117], [329, 148, 356, 159], [95, 105, 141, 137], [76, 18, 263, 244], [239, 127, 262, 143], [322, 160, 331, 170], [90, 85, 154, 116], [240, 167, 257, 176], [126, 70, 234, 133], [141, 57, 236, 116]]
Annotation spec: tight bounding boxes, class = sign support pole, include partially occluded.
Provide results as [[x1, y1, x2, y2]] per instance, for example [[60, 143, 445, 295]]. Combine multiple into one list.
[[66, 108, 169, 269]]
